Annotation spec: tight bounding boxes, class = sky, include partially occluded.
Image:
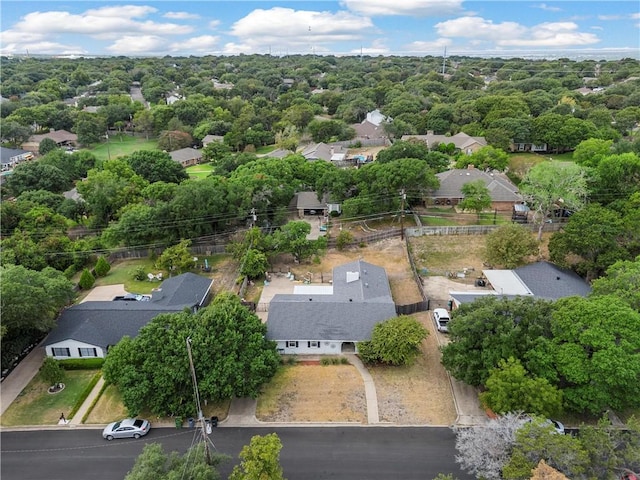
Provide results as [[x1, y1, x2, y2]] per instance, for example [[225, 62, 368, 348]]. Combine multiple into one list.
[[1, 1, 639, 59]]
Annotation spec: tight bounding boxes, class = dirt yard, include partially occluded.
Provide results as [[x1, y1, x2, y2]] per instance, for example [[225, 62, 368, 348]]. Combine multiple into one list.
[[256, 364, 367, 423]]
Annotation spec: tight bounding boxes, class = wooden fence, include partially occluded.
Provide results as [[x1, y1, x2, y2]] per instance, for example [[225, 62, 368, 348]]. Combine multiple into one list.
[[406, 222, 563, 238]]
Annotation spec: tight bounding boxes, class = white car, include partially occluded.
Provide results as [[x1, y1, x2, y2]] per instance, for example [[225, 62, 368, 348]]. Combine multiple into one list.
[[102, 418, 150, 440], [433, 308, 451, 333]]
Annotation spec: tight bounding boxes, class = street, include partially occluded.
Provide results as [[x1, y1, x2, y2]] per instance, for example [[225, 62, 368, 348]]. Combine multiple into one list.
[[1, 426, 474, 480]]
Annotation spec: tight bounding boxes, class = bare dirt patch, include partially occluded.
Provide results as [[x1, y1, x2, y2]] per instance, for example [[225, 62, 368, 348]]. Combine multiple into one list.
[[274, 238, 422, 305], [256, 364, 367, 423], [369, 312, 457, 425]]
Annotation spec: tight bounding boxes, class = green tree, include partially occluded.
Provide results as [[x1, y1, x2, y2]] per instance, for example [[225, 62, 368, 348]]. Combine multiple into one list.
[[1, 120, 32, 147], [240, 249, 269, 279], [94, 256, 111, 277], [572, 138, 613, 168], [441, 296, 555, 387], [519, 160, 589, 240], [335, 230, 354, 251], [484, 224, 539, 268], [590, 256, 640, 311], [125, 443, 228, 480], [75, 111, 106, 146], [157, 130, 193, 151], [458, 180, 492, 221], [125, 150, 188, 184], [5, 161, 73, 196], [229, 433, 285, 480], [454, 146, 509, 171], [40, 357, 65, 387], [502, 419, 589, 480], [479, 357, 563, 418], [38, 137, 59, 155], [272, 221, 326, 263], [156, 239, 194, 274], [358, 316, 428, 366], [548, 203, 627, 280], [0, 265, 75, 341], [103, 293, 280, 417], [78, 268, 95, 289], [551, 295, 640, 414]]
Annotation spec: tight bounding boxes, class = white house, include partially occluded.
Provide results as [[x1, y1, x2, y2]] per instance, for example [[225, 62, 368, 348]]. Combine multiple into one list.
[[266, 260, 397, 354], [44, 273, 213, 359]]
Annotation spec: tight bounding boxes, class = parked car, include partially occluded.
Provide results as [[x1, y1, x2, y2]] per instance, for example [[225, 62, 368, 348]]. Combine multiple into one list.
[[102, 418, 150, 440], [432, 308, 450, 333]]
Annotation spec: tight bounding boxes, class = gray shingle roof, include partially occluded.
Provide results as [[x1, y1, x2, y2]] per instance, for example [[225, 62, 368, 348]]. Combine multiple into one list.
[[513, 261, 591, 300], [295, 191, 327, 210], [45, 273, 212, 349], [433, 169, 522, 202], [150, 273, 213, 307], [266, 260, 396, 341], [169, 147, 202, 164], [45, 302, 173, 349]]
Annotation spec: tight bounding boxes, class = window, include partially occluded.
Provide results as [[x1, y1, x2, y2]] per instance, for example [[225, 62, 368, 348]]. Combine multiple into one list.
[[52, 348, 70, 357], [78, 347, 97, 357], [286, 341, 298, 348], [308, 341, 320, 348]]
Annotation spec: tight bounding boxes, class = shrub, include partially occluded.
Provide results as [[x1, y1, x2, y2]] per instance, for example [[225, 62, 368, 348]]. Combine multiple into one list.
[[68, 371, 102, 419], [94, 256, 111, 277], [358, 316, 428, 366], [78, 268, 95, 289], [40, 357, 65, 386], [58, 358, 105, 370], [336, 230, 354, 251], [132, 266, 147, 281]]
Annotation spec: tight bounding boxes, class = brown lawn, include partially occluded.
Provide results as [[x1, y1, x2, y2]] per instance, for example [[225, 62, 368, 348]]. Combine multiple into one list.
[[256, 364, 367, 423]]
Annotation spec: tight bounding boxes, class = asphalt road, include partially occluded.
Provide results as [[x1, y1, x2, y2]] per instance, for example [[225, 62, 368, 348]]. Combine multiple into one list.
[[1, 426, 474, 480]]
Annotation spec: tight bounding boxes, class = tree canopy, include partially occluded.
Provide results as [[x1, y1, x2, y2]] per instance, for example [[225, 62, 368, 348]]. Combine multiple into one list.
[[102, 292, 280, 417], [358, 315, 428, 366]]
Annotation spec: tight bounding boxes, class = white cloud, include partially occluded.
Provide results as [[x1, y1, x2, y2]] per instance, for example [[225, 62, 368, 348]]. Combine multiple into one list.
[[435, 16, 600, 47], [164, 11, 200, 20], [170, 35, 220, 53], [405, 37, 453, 54], [350, 39, 390, 55], [208, 20, 221, 29], [341, 0, 463, 16], [105, 35, 169, 55], [0, 40, 88, 56], [228, 7, 373, 53], [590, 26, 604, 31], [10, 6, 192, 37], [534, 3, 562, 12]]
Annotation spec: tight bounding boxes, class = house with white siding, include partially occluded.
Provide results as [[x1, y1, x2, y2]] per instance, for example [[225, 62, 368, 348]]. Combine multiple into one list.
[[44, 273, 213, 359], [266, 260, 396, 355]]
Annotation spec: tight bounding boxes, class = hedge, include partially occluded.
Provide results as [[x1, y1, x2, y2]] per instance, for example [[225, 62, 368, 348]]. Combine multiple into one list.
[[68, 371, 102, 420], [58, 358, 105, 370]]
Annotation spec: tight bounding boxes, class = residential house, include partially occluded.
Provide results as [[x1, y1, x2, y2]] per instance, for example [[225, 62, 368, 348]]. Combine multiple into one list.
[[169, 147, 202, 167], [44, 273, 213, 359], [1, 147, 34, 172], [402, 132, 487, 155], [300, 142, 347, 162], [202, 134, 224, 146], [292, 191, 329, 217], [23, 129, 77, 151], [448, 261, 591, 308], [510, 141, 548, 153], [266, 260, 397, 354], [429, 166, 522, 212], [262, 148, 294, 159]]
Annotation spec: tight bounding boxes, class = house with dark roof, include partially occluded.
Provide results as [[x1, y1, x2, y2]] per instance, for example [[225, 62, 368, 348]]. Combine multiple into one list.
[[429, 166, 522, 212], [448, 261, 591, 308], [266, 260, 396, 354], [44, 273, 213, 359], [169, 147, 202, 167], [402, 132, 487, 155]]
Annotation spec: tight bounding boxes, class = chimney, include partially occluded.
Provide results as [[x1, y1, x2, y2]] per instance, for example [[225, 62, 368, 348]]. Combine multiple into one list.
[[467, 164, 475, 169]]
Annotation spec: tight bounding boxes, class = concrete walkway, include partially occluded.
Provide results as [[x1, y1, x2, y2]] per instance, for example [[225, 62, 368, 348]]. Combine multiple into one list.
[[221, 397, 260, 426], [345, 354, 379, 424], [69, 376, 105, 425], [1, 345, 45, 416]]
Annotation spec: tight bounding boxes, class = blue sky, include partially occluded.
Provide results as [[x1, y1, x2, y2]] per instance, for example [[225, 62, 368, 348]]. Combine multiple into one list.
[[1, 1, 638, 58]]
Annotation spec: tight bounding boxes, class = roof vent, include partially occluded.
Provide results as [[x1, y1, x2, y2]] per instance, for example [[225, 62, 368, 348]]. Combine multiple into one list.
[[309, 298, 313, 301], [556, 276, 561, 280], [349, 298, 353, 302], [365, 283, 369, 287], [346, 271, 360, 283]]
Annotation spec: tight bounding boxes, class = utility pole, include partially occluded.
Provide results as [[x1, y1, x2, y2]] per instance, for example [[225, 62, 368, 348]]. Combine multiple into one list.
[[400, 189, 406, 241], [186, 337, 211, 465]]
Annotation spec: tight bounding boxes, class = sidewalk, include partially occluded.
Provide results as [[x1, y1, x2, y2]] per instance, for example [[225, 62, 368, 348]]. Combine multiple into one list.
[[69, 376, 105, 425], [1, 345, 45, 416]]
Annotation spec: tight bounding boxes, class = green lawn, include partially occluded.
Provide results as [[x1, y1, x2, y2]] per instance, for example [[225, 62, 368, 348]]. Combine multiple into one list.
[[186, 163, 214, 179], [255, 145, 277, 154], [90, 135, 159, 162], [0, 370, 100, 426], [420, 215, 458, 226]]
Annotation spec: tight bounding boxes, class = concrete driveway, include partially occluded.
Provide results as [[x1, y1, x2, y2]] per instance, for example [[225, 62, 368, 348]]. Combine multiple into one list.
[[80, 284, 128, 303]]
